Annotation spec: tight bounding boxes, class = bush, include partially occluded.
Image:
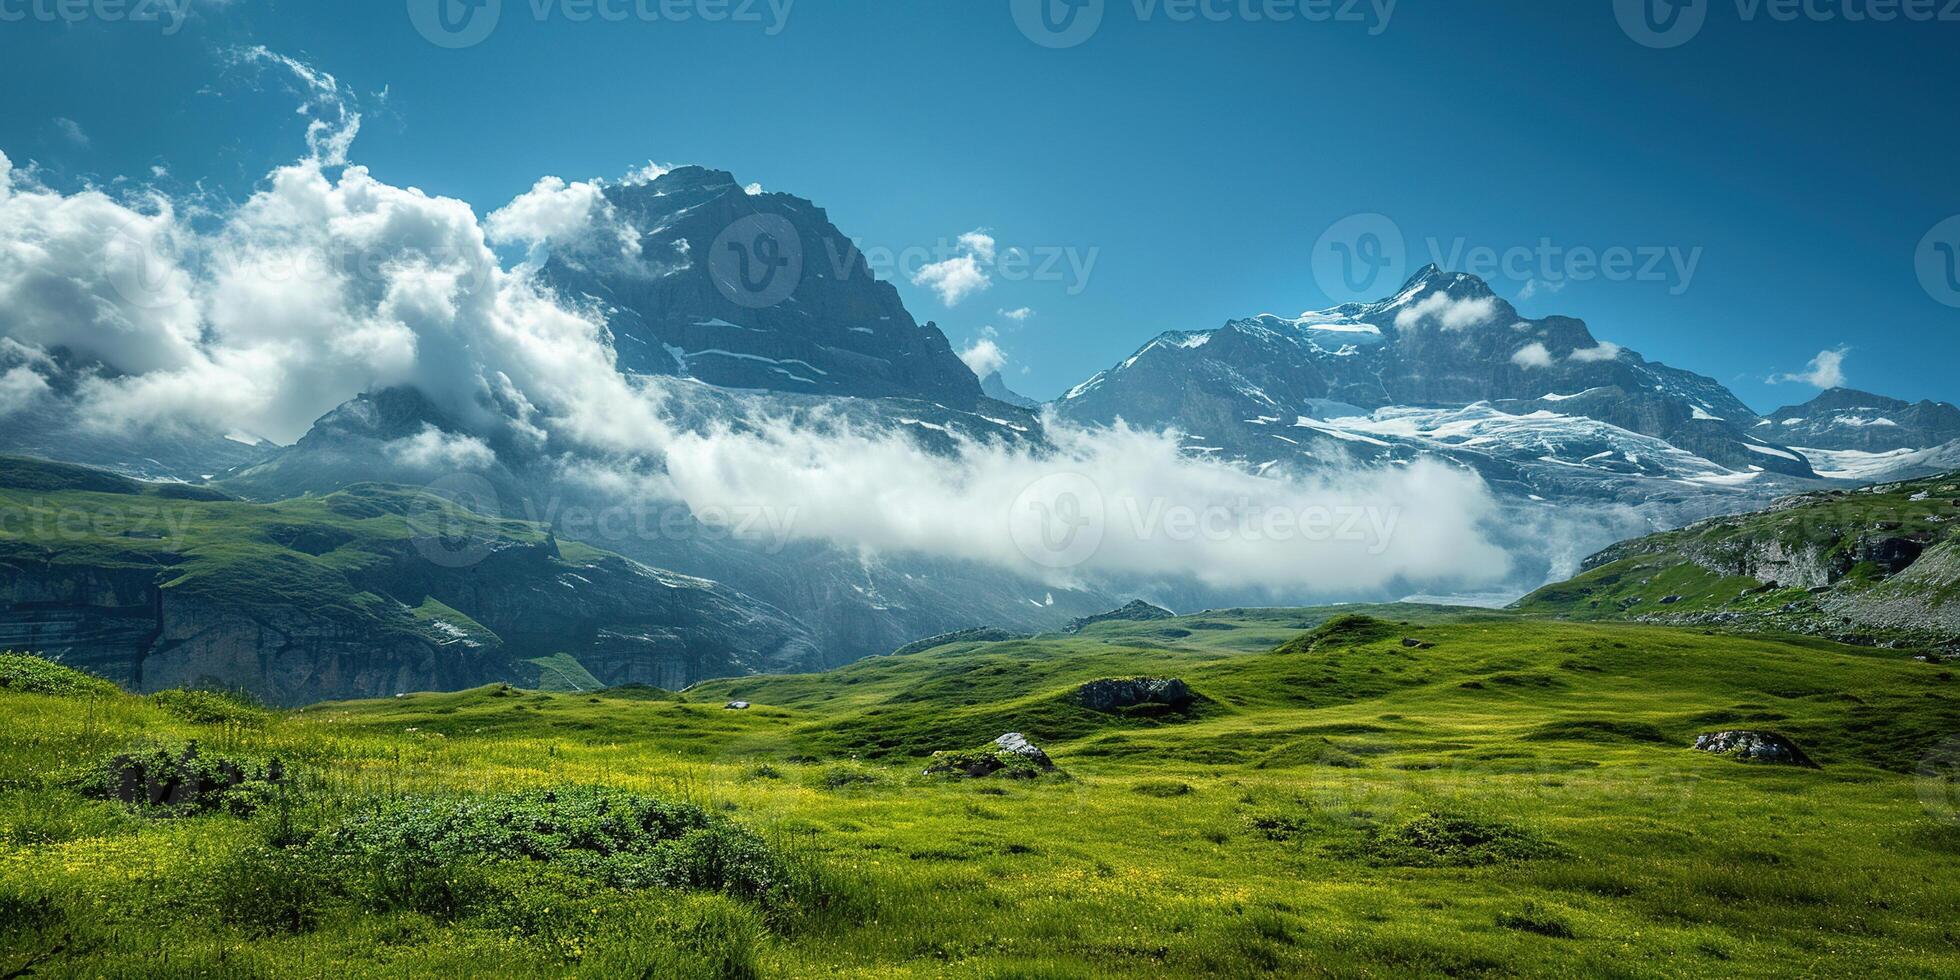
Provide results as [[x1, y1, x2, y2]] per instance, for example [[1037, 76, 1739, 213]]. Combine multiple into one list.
[[1496, 902, 1576, 938], [0, 652, 117, 697], [210, 844, 330, 935], [149, 688, 268, 726], [310, 788, 825, 920], [81, 741, 292, 817], [1352, 811, 1564, 867]]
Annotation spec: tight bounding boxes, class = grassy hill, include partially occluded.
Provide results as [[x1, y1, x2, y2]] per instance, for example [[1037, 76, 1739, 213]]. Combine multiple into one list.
[[1516, 473, 1960, 652], [4, 607, 1958, 976], [0, 456, 817, 703]]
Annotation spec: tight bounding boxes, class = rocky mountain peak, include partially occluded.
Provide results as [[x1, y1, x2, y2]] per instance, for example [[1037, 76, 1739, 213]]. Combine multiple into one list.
[[538, 166, 984, 409]]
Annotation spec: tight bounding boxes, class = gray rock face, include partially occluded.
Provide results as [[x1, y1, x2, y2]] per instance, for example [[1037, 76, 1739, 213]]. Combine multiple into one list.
[[1051, 266, 1824, 504], [1065, 600, 1176, 634], [888, 627, 1028, 657], [540, 166, 985, 409], [1693, 730, 1818, 767], [0, 462, 821, 705], [1075, 677, 1194, 712], [980, 371, 1039, 409], [1765, 388, 1960, 452], [993, 732, 1054, 768]]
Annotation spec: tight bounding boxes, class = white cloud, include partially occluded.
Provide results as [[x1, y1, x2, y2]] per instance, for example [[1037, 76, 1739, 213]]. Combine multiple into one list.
[[0, 54, 665, 449], [998, 306, 1034, 321], [1511, 342, 1553, 369], [744, 182, 764, 196], [53, 117, 89, 147], [912, 229, 996, 307], [0, 54, 1533, 603], [233, 46, 360, 167], [621, 161, 673, 185], [957, 230, 996, 264], [0, 366, 49, 417], [959, 338, 1007, 378], [1569, 340, 1623, 363], [657, 411, 1512, 594], [1516, 279, 1565, 301], [1394, 292, 1498, 331], [1771, 346, 1849, 389], [485, 176, 643, 268], [384, 424, 498, 469]]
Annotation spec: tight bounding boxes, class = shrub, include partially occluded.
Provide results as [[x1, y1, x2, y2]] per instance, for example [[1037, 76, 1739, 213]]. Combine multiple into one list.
[[0, 652, 117, 697], [1133, 780, 1194, 798], [81, 741, 292, 817], [149, 688, 268, 726], [1496, 902, 1576, 938], [1352, 811, 1564, 867], [210, 844, 330, 935], [310, 788, 825, 920], [818, 766, 881, 789]]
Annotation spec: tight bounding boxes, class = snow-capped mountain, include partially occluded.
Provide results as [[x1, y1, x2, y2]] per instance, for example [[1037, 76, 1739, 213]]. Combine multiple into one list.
[[539, 166, 991, 410], [1052, 266, 1834, 509], [1763, 387, 1960, 452]]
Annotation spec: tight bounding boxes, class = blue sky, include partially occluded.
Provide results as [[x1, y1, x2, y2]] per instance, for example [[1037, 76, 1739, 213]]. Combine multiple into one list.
[[3, 0, 1957, 410]]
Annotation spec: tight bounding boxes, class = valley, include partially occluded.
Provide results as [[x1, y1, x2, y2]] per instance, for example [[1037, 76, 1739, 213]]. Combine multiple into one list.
[[4, 608, 1957, 976]]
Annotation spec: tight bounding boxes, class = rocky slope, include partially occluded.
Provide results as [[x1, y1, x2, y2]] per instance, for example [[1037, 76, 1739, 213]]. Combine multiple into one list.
[[1051, 267, 1822, 496], [0, 457, 820, 704], [1514, 471, 1960, 652], [1764, 387, 1960, 452], [541, 166, 986, 409]]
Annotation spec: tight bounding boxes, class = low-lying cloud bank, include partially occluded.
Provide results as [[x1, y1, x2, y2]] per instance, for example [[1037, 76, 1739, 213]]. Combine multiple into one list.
[[0, 51, 1541, 600]]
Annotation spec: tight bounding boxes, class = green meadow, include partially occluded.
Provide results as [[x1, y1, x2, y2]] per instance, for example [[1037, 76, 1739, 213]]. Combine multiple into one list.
[[4, 608, 1960, 977]]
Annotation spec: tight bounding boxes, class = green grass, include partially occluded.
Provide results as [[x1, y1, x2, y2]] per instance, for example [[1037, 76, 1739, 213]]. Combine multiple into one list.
[[1515, 473, 1960, 649], [3, 609, 1959, 976]]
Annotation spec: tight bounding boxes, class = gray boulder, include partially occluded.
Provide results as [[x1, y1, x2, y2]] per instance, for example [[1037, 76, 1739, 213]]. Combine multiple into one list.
[[1075, 677, 1194, 712], [1692, 730, 1818, 767]]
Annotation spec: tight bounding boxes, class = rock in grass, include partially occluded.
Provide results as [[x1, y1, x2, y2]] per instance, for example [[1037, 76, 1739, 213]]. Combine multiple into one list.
[[1075, 677, 1193, 712], [1064, 600, 1175, 634], [924, 732, 1057, 778], [724, 700, 751, 710], [1692, 730, 1818, 767]]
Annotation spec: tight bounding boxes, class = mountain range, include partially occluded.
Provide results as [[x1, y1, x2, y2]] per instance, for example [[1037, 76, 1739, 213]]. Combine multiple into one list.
[[4, 165, 1960, 701]]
